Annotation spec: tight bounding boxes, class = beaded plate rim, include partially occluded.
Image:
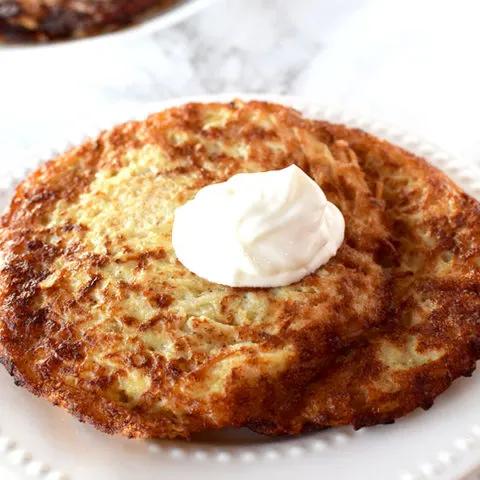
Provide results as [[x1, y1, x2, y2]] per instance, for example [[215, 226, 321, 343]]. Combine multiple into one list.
[[1, 94, 479, 480]]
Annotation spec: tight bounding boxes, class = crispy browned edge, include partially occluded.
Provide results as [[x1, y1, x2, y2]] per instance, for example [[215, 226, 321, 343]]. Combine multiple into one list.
[[0, 121, 157, 438], [248, 122, 480, 436], [0, 101, 394, 439], [0, 0, 176, 42]]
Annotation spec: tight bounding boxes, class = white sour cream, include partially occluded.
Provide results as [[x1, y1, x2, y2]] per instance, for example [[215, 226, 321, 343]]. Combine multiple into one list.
[[172, 165, 345, 288]]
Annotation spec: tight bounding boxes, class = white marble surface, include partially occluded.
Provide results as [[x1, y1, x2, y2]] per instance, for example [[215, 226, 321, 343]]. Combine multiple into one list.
[[1, 0, 480, 478], [1, 0, 479, 170]]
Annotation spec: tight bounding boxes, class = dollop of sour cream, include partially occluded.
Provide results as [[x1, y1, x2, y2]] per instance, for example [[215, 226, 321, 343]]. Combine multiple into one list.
[[172, 165, 345, 288]]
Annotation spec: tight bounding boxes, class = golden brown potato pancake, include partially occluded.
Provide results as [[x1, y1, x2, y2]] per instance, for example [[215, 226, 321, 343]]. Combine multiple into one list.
[[0, 101, 391, 438]]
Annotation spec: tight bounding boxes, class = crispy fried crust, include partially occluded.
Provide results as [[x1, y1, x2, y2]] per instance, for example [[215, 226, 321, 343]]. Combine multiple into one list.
[[249, 123, 480, 436], [0, 0, 176, 42], [0, 101, 391, 438]]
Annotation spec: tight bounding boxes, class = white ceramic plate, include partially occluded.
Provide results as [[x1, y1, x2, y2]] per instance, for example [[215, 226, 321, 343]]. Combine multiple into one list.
[[0, 0, 220, 53], [1, 95, 480, 480]]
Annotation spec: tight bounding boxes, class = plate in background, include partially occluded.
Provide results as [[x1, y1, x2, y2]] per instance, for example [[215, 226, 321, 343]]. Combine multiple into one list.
[[0, 0, 220, 53]]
